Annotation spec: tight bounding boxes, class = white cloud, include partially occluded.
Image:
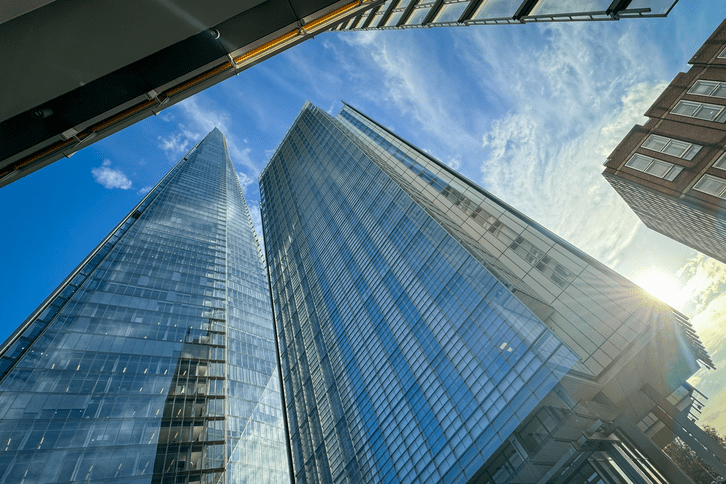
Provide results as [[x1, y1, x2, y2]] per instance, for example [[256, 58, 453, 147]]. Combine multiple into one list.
[[161, 97, 257, 171], [91, 160, 132, 190], [480, 80, 667, 266], [138, 186, 153, 195], [446, 155, 462, 171], [468, 22, 671, 267], [331, 30, 483, 160], [673, 255, 726, 433], [158, 131, 192, 157], [676, 255, 726, 323], [237, 171, 255, 194]]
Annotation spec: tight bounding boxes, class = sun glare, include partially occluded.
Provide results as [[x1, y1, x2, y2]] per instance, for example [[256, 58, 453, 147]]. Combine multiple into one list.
[[634, 268, 686, 308]]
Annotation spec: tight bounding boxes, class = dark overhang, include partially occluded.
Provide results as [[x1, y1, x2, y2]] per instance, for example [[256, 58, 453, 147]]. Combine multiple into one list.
[[0, 0, 381, 188]]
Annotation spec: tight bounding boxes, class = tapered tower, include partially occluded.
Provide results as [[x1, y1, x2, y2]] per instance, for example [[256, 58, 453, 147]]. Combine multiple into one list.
[[0, 129, 290, 483]]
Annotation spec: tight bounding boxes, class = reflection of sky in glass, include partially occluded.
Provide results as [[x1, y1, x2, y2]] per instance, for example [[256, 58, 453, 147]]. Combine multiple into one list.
[[625, 0, 678, 15], [0, 130, 289, 484], [437, 2, 468, 22], [530, 0, 611, 16], [473, 0, 519, 19]]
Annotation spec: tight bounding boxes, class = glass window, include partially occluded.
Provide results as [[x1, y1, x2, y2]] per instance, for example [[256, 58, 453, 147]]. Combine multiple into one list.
[[472, 0, 519, 19], [688, 80, 726, 99], [625, 154, 683, 181], [405, 7, 429, 25], [641, 134, 701, 160], [719, 46, 726, 60], [435, 2, 467, 23], [713, 152, 726, 170], [530, 0, 611, 16], [693, 174, 726, 199], [671, 100, 726, 122]]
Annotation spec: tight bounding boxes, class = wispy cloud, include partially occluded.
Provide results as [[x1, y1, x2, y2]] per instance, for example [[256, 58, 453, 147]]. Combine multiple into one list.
[[333, 31, 482, 159], [237, 171, 255, 194], [676, 255, 726, 432], [466, 23, 670, 267], [334, 23, 672, 269], [91, 160, 132, 190], [138, 186, 153, 195], [677, 255, 726, 322], [161, 97, 257, 171], [158, 130, 193, 157]]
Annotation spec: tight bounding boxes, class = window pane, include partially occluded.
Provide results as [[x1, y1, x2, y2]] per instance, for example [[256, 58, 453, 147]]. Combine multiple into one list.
[[713, 85, 726, 99], [694, 175, 726, 198], [626, 154, 652, 171], [385, 10, 404, 26], [472, 0, 517, 20], [696, 104, 722, 121], [696, 176, 726, 197], [683, 145, 702, 161], [436, 2, 467, 22], [672, 101, 699, 116], [405, 7, 429, 25], [713, 153, 726, 170], [642, 135, 669, 152], [689, 80, 718, 96], [647, 159, 672, 178], [664, 165, 683, 182], [625, 0, 678, 15], [662, 139, 690, 158], [719, 47, 726, 59], [530, 0, 611, 15]]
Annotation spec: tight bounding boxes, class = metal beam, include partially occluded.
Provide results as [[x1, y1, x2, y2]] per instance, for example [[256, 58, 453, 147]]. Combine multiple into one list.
[[458, 0, 486, 23], [613, 414, 697, 484], [513, 0, 539, 20], [643, 384, 726, 477], [421, 0, 444, 25], [378, 0, 399, 27], [606, 0, 632, 15]]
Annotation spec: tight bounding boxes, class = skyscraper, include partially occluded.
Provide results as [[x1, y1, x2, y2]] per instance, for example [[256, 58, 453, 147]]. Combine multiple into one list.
[[0, 130, 289, 483], [1, 0, 679, 189], [603, 18, 726, 264], [260, 102, 722, 483]]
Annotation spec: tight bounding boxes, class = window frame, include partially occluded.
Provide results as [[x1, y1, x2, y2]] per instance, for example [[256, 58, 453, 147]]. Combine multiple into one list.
[[671, 100, 726, 123], [641, 134, 702, 161], [688, 80, 726, 99], [718, 46, 726, 60], [624, 153, 683, 181], [713, 152, 726, 171], [692, 174, 726, 200]]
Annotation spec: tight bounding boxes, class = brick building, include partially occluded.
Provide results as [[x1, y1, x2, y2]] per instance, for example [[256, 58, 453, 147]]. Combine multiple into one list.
[[603, 19, 726, 264]]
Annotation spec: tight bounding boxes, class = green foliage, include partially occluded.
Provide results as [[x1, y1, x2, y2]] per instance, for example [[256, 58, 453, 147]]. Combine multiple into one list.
[[663, 426, 726, 484]]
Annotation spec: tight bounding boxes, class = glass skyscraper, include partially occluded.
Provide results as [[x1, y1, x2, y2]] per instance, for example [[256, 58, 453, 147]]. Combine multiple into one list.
[[259, 102, 721, 484], [0, 129, 289, 483]]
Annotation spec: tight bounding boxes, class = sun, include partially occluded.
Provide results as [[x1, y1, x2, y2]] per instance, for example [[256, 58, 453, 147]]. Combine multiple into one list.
[[633, 268, 686, 308]]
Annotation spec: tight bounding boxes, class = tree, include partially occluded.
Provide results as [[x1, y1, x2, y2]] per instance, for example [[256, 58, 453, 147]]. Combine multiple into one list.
[[663, 426, 726, 484]]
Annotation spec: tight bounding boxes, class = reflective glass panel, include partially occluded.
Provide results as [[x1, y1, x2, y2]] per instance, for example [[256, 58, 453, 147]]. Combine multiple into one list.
[[529, 0, 610, 16], [472, 0, 518, 19], [436, 2, 468, 22]]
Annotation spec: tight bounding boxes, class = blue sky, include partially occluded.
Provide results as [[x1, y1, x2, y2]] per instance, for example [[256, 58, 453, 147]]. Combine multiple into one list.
[[2, 2, 726, 429]]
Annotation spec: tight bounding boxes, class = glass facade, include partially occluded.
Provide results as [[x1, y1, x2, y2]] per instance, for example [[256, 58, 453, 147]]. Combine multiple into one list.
[[261, 102, 716, 484], [0, 129, 289, 483], [331, 0, 678, 31], [260, 103, 578, 484]]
